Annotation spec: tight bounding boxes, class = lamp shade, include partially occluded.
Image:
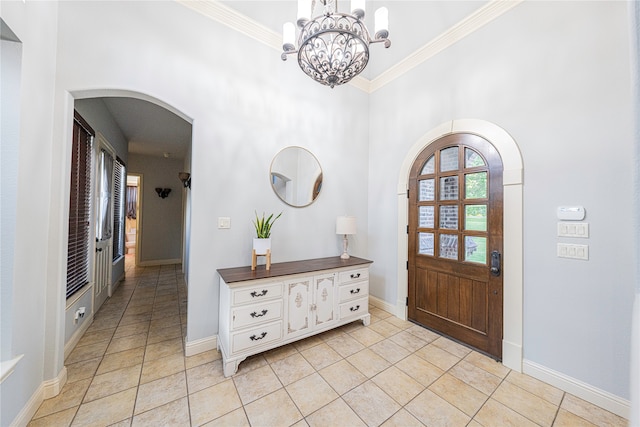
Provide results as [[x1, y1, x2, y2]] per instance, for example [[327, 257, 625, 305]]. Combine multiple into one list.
[[336, 216, 357, 235]]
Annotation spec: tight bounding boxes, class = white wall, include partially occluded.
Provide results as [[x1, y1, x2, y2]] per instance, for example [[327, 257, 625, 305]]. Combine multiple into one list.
[[51, 0, 369, 382], [0, 2, 60, 425], [368, 0, 635, 401], [1, 36, 22, 362]]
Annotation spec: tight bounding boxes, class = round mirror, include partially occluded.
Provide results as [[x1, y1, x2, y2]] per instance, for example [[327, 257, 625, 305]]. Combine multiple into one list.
[[270, 146, 322, 207]]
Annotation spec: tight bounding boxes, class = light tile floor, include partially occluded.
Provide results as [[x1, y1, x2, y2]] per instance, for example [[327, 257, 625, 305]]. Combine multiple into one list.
[[29, 257, 628, 427]]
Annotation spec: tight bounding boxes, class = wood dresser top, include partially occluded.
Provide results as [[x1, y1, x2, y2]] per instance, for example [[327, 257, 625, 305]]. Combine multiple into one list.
[[217, 256, 373, 284]]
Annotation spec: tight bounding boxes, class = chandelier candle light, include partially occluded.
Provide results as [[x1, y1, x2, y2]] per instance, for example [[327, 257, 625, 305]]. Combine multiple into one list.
[[282, 0, 390, 88]]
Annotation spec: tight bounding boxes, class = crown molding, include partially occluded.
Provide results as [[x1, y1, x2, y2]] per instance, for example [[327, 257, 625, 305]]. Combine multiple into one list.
[[176, 0, 523, 94], [177, 0, 282, 49]]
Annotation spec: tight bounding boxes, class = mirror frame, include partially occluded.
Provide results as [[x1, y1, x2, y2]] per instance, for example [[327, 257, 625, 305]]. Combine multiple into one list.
[[270, 146, 323, 208]]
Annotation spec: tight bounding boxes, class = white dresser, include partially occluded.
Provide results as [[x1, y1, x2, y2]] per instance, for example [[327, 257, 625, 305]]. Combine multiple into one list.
[[217, 256, 372, 377]]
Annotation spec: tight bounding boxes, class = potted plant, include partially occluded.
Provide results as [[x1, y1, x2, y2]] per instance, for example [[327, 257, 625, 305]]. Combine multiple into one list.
[[252, 211, 282, 254]]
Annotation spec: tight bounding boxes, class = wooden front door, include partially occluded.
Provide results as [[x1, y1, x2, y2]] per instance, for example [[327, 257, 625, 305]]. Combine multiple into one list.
[[408, 133, 504, 359]]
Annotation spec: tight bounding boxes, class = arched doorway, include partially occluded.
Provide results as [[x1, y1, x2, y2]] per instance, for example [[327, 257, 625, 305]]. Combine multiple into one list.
[[397, 119, 523, 371]]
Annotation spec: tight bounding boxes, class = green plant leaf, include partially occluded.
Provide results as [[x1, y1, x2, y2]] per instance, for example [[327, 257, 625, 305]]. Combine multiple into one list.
[[252, 211, 282, 238]]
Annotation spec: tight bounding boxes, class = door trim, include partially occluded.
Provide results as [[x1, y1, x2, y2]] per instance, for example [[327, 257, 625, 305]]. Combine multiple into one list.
[[397, 119, 523, 372]]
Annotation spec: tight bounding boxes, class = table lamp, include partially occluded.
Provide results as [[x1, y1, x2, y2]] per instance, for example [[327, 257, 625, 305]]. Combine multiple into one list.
[[336, 216, 357, 259]]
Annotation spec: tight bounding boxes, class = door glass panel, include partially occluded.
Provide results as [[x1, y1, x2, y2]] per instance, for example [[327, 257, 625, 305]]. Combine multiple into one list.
[[419, 179, 435, 201], [465, 172, 487, 199], [439, 234, 458, 259], [440, 147, 459, 172], [440, 176, 458, 200], [419, 206, 434, 228], [465, 205, 487, 231], [439, 205, 458, 229], [465, 236, 486, 264], [418, 232, 434, 256], [421, 155, 435, 175], [465, 148, 485, 168]]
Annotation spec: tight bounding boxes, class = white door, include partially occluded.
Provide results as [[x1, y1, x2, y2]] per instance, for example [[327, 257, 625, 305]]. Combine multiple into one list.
[[94, 135, 115, 312]]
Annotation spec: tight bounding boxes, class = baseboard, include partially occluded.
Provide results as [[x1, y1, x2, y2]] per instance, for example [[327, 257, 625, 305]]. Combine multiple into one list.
[[185, 335, 218, 357], [138, 258, 181, 267], [502, 339, 523, 373], [11, 366, 67, 426], [42, 366, 67, 399], [523, 359, 630, 419], [369, 295, 397, 317], [64, 312, 94, 359]]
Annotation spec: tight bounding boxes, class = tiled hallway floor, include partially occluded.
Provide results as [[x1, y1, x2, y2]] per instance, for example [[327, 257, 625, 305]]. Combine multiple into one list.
[[29, 256, 628, 427]]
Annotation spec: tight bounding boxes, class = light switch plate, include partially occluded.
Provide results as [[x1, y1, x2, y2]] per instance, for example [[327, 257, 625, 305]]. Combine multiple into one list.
[[218, 217, 231, 229], [557, 243, 589, 260], [557, 222, 589, 238]]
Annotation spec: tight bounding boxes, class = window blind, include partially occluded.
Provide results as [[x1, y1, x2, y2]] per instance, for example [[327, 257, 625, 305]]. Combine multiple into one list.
[[67, 112, 94, 299], [113, 157, 125, 261]]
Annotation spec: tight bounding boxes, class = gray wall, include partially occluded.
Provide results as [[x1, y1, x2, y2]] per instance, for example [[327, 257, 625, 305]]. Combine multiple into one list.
[[128, 154, 184, 264], [368, 1, 634, 399]]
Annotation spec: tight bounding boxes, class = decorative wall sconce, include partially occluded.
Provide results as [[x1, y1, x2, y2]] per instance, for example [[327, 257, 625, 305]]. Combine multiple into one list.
[[178, 172, 191, 189], [155, 188, 172, 199]]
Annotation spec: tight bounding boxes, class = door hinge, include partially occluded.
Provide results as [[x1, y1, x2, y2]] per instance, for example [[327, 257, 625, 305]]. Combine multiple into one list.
[[406, 189, 410, 199], [406, 260, 409, 270], [406, 225, 409, 234], [406, 297, 409, 306]]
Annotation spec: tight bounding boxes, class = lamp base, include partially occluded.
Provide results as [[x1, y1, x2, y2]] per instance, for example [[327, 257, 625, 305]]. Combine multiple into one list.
[[340, 234, 350, 259]]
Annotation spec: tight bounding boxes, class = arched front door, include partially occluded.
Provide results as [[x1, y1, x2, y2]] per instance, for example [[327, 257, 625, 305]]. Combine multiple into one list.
[[408, 133, 504, 359]]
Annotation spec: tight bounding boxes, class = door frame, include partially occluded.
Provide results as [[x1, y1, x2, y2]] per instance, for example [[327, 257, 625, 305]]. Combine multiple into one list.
[[397, 119, 523, 372]]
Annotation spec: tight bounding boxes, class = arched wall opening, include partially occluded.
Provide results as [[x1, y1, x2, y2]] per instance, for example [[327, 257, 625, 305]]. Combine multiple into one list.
[[50, 89, 194, 377], [396, 119, 524, 372]]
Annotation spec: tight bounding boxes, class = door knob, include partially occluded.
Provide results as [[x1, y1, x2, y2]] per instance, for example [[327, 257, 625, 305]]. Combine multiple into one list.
[[490, 250, 501, 276]]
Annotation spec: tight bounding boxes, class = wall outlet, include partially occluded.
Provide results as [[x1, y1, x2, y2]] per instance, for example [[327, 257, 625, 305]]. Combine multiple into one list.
[[218, 217, 231, 229], [74, 306, 86, 323]]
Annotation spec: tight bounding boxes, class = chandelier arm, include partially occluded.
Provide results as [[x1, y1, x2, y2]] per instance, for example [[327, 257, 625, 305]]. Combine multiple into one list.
[[370, 38, 391, 49]]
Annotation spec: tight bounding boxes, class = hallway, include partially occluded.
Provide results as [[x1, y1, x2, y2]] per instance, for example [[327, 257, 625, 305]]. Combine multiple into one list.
[[28, 257, 627, 426]]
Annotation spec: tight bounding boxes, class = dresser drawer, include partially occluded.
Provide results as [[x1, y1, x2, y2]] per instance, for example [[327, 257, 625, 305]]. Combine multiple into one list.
[[232, 300, 283, 330], [231, 321, 282, 354], [339, 281, 369, 303], [232, 282, 283, 306], [339, 268, 369, 285], [339, 297, 368, 319]]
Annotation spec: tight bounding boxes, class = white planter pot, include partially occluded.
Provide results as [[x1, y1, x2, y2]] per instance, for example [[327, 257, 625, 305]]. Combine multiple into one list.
[[253, 238, 271, 255]]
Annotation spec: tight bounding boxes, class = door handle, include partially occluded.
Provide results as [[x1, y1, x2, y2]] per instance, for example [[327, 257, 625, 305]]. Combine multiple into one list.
[[490, 250, 501, 276], [96, 247, 103, 253]]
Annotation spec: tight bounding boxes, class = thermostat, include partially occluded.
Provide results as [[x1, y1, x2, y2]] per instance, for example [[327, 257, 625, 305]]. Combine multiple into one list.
[[557, 206, 585, 221]]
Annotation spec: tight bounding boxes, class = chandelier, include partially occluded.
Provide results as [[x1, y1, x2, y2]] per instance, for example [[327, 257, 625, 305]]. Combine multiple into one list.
[[281, 0, 390, 88]]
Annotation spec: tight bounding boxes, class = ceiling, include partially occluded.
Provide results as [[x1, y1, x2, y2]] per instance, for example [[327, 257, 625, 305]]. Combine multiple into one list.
[[95, 1, 489, 160], [101, 97, 192, 160]]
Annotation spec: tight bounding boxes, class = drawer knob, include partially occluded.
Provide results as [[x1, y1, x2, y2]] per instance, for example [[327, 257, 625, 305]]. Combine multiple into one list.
[[350, 273, 361, 279], [250, 290, 268, 298], [350, 305, 360, 312], [249, 332, 268, 341], [350, 288, 361, 294], [250, 309, 268, 318]]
